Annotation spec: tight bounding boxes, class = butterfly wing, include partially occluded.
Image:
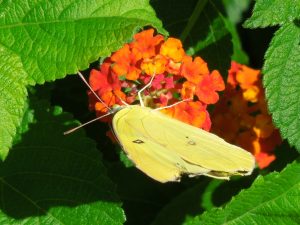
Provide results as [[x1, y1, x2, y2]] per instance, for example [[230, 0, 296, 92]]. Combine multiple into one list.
[[113, 105, 255, 182]]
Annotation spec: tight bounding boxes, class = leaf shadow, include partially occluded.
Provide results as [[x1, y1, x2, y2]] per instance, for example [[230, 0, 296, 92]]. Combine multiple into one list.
[[0, 98, 121, 219]]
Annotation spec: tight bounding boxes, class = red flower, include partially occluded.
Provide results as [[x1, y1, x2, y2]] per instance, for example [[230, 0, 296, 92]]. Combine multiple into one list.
[[151, 74, 175, 90]]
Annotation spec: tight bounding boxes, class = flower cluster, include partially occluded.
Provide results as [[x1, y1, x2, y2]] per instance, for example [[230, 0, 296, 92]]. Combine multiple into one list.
[[211, 61, 282, 169], [88, 29, 225, 131]]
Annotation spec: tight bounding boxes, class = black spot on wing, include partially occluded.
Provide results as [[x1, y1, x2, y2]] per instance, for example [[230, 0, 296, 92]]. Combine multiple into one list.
[[133, 139, 145, 144]]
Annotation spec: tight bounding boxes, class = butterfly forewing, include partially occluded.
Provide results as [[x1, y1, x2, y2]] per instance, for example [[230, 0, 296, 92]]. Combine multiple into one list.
[[113, 106, 184, 182]]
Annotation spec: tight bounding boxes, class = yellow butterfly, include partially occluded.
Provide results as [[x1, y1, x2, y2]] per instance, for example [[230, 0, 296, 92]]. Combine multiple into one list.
[[112, 105, 255, 182], [67, 72, 255, 183]]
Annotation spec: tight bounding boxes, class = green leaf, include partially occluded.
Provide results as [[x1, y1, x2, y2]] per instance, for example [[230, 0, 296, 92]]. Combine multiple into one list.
[[263, 23, 300, 151], [0, 0, 165, 159], [0, 46, 27, 160], [224, 18, 249, 64], [184, 161, 300, 225], [244, 0, 300, 28], [0, 0, 165, 84], [152, 0, 233, 76], [151, 176, 255, 225], [185, 1, 233, 77], [0, 98, 125, 224], [221, 0, 250, 64]]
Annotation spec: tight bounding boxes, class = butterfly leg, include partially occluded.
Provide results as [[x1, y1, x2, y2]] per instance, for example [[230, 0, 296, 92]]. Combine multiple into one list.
[[138, 72, 156, 107]]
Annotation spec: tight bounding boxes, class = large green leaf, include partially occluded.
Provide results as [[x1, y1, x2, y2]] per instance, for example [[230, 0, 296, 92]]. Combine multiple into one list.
[[0, 46, 27, 160], [184, 161, 300, 225], [263, 23, 300, 151], [0, 98, 125, 224], [0, 0, 165, 159], [244, 0, 300, 28]]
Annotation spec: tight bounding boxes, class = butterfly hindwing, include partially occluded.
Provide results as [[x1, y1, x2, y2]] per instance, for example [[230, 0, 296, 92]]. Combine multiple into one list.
[[141, 109, 255, 174]]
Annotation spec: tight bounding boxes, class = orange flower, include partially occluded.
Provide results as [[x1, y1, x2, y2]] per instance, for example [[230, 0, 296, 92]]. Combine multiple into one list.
[[227, 61, 240, 88], [212, 61, 282, 169], [255, 152, 276, 169], [195, 71, 225, 104], [88, 29, 226, 146], [111, 44, 141, 80], [160, 37, 185, 62], [95, 101, 109, 113], [163, 101, 211, 130], [180, 56, 209, 84], [236, 131, 257, 155], [94, 90, 126, 113], [239, 114, 255, 129], [229, 94, 248, 115], [243, 85, 260, 102], [211, 70, 225, 91], [165, 59, 181, 74], [141, 54, 167, 75], [181, 81, 196, 99], [131, 28, 164, 59], [211, 113, 240, 142], [89, 63, 121, 96], [253, 114, 274, 138], [236, 65, 260, 90]]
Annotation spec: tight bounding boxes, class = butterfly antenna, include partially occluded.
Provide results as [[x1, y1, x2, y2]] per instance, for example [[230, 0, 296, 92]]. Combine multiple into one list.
[[77, 71, 111, 111], [138, 70, 156, 107], [153, 98, 192, 111], [64, 111, 114, 135]]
